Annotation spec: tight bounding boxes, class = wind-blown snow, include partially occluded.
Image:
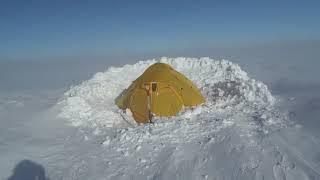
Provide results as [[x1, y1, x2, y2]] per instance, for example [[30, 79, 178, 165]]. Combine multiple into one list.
[[50, 57, 319, 180], [1, 57, 320, 180], [57, 57, 279, 129]]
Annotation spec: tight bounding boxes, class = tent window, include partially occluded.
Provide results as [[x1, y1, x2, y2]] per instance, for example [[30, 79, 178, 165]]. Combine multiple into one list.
[[152, 83, 157, 92]]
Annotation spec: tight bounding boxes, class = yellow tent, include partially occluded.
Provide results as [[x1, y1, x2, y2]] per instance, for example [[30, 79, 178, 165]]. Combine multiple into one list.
[[115, 62, 205, 123]]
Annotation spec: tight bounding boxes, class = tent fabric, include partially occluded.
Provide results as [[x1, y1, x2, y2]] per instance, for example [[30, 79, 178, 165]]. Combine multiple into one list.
[[115, 62, 205, 123]]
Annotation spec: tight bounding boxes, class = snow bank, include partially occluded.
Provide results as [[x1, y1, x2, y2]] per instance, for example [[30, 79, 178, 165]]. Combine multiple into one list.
[[57, 57, 282, 131], [2, 57, 319, 180], [51, 57, 316, 180]]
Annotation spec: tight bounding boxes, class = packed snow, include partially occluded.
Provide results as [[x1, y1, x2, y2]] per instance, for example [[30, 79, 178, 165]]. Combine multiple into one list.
[[50, 57, 318, 179], [1, 57, 320, 180], [58, 57, 279, 128]]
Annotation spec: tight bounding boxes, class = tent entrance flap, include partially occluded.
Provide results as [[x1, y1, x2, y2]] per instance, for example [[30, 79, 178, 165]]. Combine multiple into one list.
[[151, 82, 157, 92], [144, 82, 153, 123]]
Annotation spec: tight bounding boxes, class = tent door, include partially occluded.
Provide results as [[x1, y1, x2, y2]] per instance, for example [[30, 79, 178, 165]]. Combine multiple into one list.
[[145, 82, 157, 123], [151, 82, 157, 92]]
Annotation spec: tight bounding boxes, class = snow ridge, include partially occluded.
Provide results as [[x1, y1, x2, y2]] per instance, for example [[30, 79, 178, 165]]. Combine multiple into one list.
[[53, 57, 305, 180], [57, 57, 282, 131]]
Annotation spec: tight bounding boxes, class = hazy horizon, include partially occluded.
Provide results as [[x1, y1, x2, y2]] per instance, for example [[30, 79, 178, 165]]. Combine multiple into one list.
[[1, 1, 320, 62]]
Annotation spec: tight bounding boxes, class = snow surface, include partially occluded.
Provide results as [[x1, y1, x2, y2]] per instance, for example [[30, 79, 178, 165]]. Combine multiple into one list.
[[58, 57, 278, 128], [1, 57, 320, 180]]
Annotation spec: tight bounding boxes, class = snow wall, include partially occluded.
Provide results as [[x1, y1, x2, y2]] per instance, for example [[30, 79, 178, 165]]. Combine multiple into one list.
[[57, 57, 286, 133]]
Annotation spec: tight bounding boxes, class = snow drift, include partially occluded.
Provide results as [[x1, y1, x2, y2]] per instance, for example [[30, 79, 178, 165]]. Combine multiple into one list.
[[53, 57, 318, 180], [57, 57, 280, 129]]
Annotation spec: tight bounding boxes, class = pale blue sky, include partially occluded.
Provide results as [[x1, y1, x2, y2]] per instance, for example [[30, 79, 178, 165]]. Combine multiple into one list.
[[1, 0, 319, 61]]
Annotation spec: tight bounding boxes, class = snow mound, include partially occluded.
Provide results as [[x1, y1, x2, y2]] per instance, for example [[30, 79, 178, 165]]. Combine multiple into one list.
[[52, 57, 303, 180], [57, 57, 282, 131]]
